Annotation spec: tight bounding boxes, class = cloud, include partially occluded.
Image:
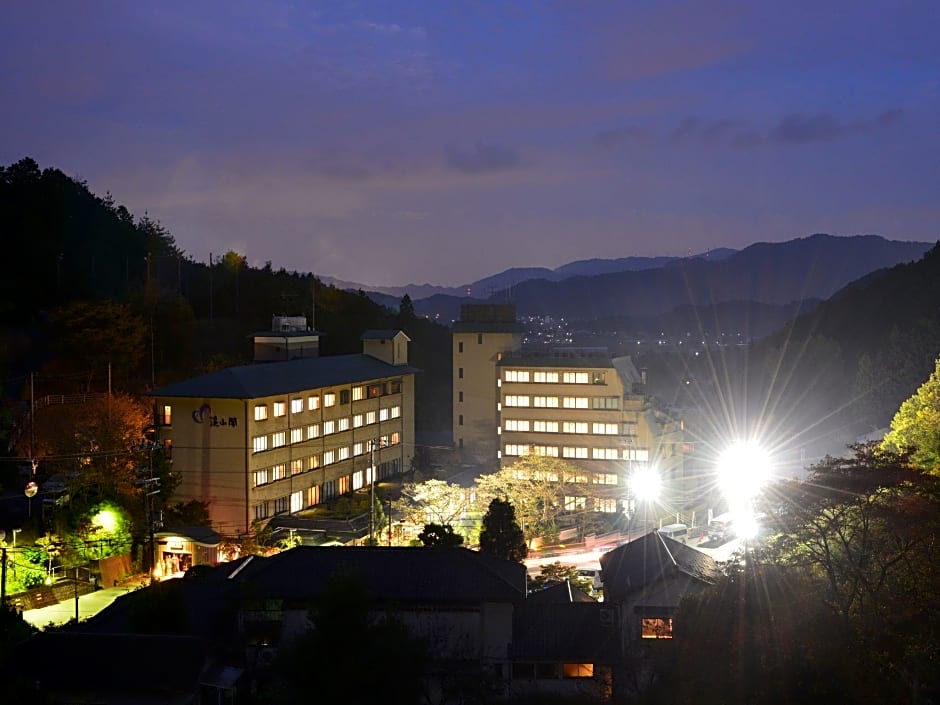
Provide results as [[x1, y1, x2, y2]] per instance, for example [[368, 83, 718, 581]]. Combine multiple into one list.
[[445, 143, 521, 174], [593, 125, 653, 150], [770, 109, 904, 144]]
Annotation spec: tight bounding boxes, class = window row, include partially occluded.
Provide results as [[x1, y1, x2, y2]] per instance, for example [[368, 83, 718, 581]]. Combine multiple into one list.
[[503, 370, 607, 385], [503, 419, 621, 434], [253, 459, 403, 519], [502, 395, 620, 410], [251, 407, 401, 453], [253, 382, 403, 421], [252, 434, 401, 485], [503, 444, 649, 462]]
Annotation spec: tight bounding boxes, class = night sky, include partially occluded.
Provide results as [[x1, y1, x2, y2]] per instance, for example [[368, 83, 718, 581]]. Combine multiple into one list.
[[2, 1, 938, 286]]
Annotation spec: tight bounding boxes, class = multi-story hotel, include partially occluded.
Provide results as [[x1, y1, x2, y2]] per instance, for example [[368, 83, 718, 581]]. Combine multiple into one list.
[[452, 304, 523, 464], [453, 305, 685, 515], [151, 318, 416, 537], [497, 348, 675, 514]]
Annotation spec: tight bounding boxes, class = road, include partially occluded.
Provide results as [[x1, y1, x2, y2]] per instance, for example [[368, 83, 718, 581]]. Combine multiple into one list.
[[20, 584, 141, 628]]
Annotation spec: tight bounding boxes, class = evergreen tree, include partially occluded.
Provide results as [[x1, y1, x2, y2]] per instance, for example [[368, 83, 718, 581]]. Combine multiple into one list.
[[417, 522, 464, 547], [479, 498, 527, 562]]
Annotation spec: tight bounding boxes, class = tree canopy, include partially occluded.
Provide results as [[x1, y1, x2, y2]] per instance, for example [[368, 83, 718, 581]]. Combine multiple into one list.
[[882, 357, 940, 472]]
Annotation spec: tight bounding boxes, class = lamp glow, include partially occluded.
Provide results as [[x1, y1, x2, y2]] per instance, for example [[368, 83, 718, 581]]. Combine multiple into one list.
[[632, 466, 661, 503], [718, 441, 770, 505]]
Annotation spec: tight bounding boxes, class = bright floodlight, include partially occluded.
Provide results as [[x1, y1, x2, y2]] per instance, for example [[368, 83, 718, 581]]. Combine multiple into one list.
[[632, 466, 661, 503], [718, 441, 770, 505], [737, 509, 760, 540]]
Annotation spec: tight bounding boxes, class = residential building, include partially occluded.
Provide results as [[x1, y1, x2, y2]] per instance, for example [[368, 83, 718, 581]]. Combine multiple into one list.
[[599, 531, 720, 696], [452, 304, 523, 464], [497, 347, 683, 515], [150, 321, 416, 537]]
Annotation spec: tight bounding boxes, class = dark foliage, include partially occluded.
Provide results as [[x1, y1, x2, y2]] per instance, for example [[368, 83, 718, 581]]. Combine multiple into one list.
[[479, 497, 527, 562]]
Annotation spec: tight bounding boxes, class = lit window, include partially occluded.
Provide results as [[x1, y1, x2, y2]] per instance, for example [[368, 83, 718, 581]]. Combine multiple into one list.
[[306, 485, 320, 506], [503, 419, 530, 432], [531, 445, 559, 457], [307, 424, 320, 439], [291, 398, 303, 414], [273, 401, 286, 417], [641, 617, 674, 639], [323, 450, 336, 465], [533, 371, 559, 383], [308, 395, 320, 411], [324, 393, 336, 407], [390, 432, 400, 445], [592, 448, 619, 460], [352, 470, 364, 490], [562, 372, 589, 384], [353, 414, 364, 428], [353, 386, 365, 401], [338, 446, 350, 461], [254, 405, 268, 421], [390, 406, 400, 418], [562, 397, 589, 409], [592, 396, 619, 410], [592, 423, 619, 435], [253, 435, 268, 453], [162, 405, 172, 425], [338, 417, 350, 432], [290, 428, 303, 444], [504, 370, 530, 382], [379, 408, 389, 421], [253, 469, 269, 487], [290, 491, 303, 513], [323, 420, 335, 435], [308, 454, 320, 470], [562, 421, 588, 434], [505, 395, 530, 407], [563, 663, 594, 678], [163, 439, 172, 459], [562, 447, 588, 459], [594, 473, 618, 485], [272, 464, 286, 481], [272, 432, 286, 448], [505, 444, 529, 456], [533, 420, 558, 433], [533, 396, 559, 408], [354, 442, 365, 456], [366, 411, 376, 425], [291, 459, 303, 475]]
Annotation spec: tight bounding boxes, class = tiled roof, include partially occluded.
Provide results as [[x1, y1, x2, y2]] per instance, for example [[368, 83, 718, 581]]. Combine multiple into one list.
[[150, 354, 419, 399], [238, 546, 527, 603], [599, 531, 721, 604]]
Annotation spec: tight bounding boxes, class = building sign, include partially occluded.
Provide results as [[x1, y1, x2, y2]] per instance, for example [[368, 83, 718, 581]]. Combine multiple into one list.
[[192, 403, 238, 428]]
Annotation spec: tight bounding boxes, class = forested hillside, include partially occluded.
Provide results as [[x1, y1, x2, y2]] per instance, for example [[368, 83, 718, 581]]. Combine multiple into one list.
[[0, 158, 452, 459]]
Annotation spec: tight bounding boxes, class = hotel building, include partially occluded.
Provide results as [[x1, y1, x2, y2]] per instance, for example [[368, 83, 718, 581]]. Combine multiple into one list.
[[151, 319, 416, 537]]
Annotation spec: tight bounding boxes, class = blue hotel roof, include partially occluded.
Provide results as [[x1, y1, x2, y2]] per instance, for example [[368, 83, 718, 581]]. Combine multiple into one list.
[[151, 354, 419, 400]]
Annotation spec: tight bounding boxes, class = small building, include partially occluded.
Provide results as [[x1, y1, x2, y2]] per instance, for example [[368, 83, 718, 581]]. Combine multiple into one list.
[[153, 525, 222, 580]]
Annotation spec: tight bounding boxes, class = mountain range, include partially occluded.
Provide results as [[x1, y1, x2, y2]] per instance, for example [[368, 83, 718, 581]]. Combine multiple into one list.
[[339, 234, 933, 325]]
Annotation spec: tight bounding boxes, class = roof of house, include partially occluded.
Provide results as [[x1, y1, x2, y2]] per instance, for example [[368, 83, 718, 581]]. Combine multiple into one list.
[[496, 347, 615, 369], [599, 531, 721, 604], [156, 525, 222, 546], [235, 546, 527, 603], [511, 602, 620, 662], [361, 329, 410, 340], [150, 354, 419, 399]]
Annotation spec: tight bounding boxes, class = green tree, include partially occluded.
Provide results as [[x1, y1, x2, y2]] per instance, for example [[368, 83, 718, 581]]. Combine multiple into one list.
[[882, 358, 940, 472], [479, 498, 527, 562], [417, 522, 464, 547]]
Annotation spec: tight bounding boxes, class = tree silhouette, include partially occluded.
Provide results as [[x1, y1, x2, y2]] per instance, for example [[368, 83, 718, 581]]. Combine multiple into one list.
[[479, 498, 527, 562], [417, 522, 464, 547]]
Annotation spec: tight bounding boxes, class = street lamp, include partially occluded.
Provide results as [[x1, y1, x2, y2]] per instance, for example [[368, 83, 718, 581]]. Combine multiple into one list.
[[631, 465, 661, 532]]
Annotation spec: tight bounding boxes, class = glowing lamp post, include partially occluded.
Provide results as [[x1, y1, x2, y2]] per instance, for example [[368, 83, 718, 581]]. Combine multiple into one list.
[[631, 466, 661, 532], [718, 441, 770, 558]]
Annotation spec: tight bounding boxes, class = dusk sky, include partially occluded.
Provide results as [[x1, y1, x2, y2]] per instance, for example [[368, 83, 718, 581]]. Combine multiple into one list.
[[2, 1, 938, 286]]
